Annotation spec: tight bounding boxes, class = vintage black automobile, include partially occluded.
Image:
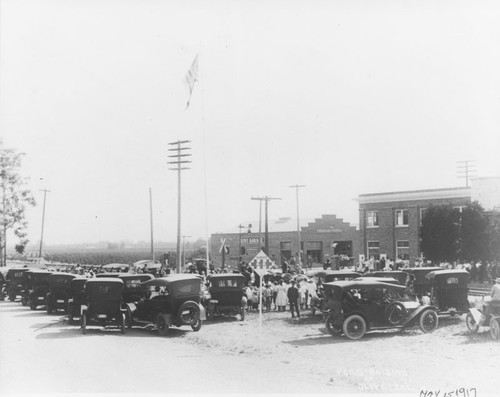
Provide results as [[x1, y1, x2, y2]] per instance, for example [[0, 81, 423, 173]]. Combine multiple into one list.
[[204, 273, 247, 321], [363, 271, 409, 286], [323, 279, 439, 340], [80, 278, 126, 334], [118, 274, 155, 303], [25, 270, 53, 310], [45, 273, 77, 314], [404, 267, 443, 296], [66, 277, 88, 324], [4, 268, 31, 302], [126, 274, 205, 335], [426, 269, 470, 315], [0, 271, 6, 300], [310, 271, 362, 316]]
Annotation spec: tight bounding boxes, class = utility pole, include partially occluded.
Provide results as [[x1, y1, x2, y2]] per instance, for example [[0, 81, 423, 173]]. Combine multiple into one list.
[[149, 188, 155, 261], [39, 189, 50, 258], [238, 223, 251, 265], [251, 196, 281, 255], [457, 160, 477, 188], [289, 184, 306, 266], [168, 140, 191, 273], [181, 235, 191, 272]]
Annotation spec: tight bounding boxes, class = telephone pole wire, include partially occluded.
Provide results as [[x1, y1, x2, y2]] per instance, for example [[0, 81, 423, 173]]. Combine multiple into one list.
[[168, 140, 191, 273]]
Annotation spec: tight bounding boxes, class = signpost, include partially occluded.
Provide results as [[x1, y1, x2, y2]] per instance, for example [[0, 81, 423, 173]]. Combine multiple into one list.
[[249, 250, 275, 339]]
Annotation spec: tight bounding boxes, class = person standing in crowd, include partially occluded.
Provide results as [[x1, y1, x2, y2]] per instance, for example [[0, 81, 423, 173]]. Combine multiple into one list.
[[275, 281, 287, 312], [263, 283, 272, 312], [298, 281, 307, 310], [287, 281, 300, 318]]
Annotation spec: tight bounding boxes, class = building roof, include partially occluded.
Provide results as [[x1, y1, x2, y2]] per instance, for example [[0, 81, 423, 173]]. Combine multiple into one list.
[[355, 187, 471, 205]]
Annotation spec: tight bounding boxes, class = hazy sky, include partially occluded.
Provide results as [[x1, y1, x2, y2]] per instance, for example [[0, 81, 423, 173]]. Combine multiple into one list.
[[1, 0, 499, 246]]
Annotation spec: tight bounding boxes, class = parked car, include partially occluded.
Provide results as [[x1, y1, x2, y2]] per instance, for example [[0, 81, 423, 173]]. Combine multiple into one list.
[[363, 271, 409, 286], [45, 273, 77, 314], [354, 276, 400, 285], [323, 279, 439, 340], [80, 278, 126, 334], [204, 273, 247, 320], [0, 270, 6, 300], [4, 268, 31, 302], [118, 274, 155, 303], [310, 271, 362, 317], [404, 267, 443, 296], [25, 270, 53, 310], [126, 274, 205, 335], [426, 269, 470, 315], [66, 277, 88, 324], [466, 299, 500, 340]]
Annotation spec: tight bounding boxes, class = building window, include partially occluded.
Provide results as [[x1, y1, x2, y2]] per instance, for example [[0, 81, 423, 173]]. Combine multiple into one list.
[[366, 211, 379, 227], [395, 209, 409, 227], [367, 241, 380, 260], [396, 240, 410, 260], [420, 208, 427, 226]]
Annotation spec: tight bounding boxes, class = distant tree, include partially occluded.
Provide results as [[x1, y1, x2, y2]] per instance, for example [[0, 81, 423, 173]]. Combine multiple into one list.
[[0, 143, 36, 266], [460, 201, 489, 262], [488, 210, 500, 262], [420, 205, 460, 262]]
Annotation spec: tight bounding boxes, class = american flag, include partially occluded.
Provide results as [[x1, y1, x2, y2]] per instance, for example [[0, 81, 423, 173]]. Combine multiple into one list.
[[185, 54, 199, 109]]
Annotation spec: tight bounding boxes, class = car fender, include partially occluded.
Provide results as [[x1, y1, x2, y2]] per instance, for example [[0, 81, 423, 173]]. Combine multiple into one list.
[[402, 305, 438, 327], [125, 302, 137, 314], [199, 304, 207, 321], [469, 308, 483, 325]]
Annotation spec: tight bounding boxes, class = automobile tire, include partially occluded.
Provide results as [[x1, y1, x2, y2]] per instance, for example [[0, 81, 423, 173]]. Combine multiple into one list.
[[490, 317, 500, 341], [465, 312, 479, 333], [240, 306, 245, 321], [191, 318, 202, 332], [126, 307, 133, 329], [9, 293, 16, 302], [21, 294, 27, 306], [342, 315, 367, 340], [177, 301, 200, 326], [157, 313, 169, 336], [82, 313, 87, 335], [385, 302, 407, 326], [29, 298, 37, 311], [419, 309, 438, 333], [325, 313, 342, 336]]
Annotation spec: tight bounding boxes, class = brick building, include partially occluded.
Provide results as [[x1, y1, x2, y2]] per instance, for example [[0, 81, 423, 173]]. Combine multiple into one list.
[[356, 187, 471, 263], [210, 214, 360, 269]]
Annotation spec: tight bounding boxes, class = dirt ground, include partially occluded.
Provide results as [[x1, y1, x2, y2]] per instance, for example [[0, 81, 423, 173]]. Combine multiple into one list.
[[1, 299, 499, 396]]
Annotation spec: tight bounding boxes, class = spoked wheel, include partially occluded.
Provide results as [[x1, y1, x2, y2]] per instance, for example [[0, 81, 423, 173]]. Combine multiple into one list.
[[156, 313, 169, 336], [419, 309, 438, 333], [342, 315, 367, 340], [81, 313, 87, 335], [385, 302, 407, 326], [177, 301, 200, 326], [465, 312, 479, 333], [490, 317, 500, 341], [191, 318, 202, 332]]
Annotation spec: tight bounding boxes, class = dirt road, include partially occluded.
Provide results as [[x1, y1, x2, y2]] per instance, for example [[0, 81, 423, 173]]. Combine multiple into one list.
[[1, 301, 498, 395]]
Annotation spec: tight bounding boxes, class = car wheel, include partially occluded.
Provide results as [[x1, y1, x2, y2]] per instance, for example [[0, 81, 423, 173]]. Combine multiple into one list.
[[9, 293, 16, 302], [29, 298, 37, 311], [325, 313, 342, 336], [157, 313, 169, 336], [342, 315, 367, 340], [240, 306, 245, 321], [191, 318, 202, 332], [82, 313, 87, 335], [21, 294, 27, 306], [385, 302, 407, 326], [490, 317, 500, 341], [465, 312, 479, 333], [419, 309, 438, 333], [177, 301, 200, 326]]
